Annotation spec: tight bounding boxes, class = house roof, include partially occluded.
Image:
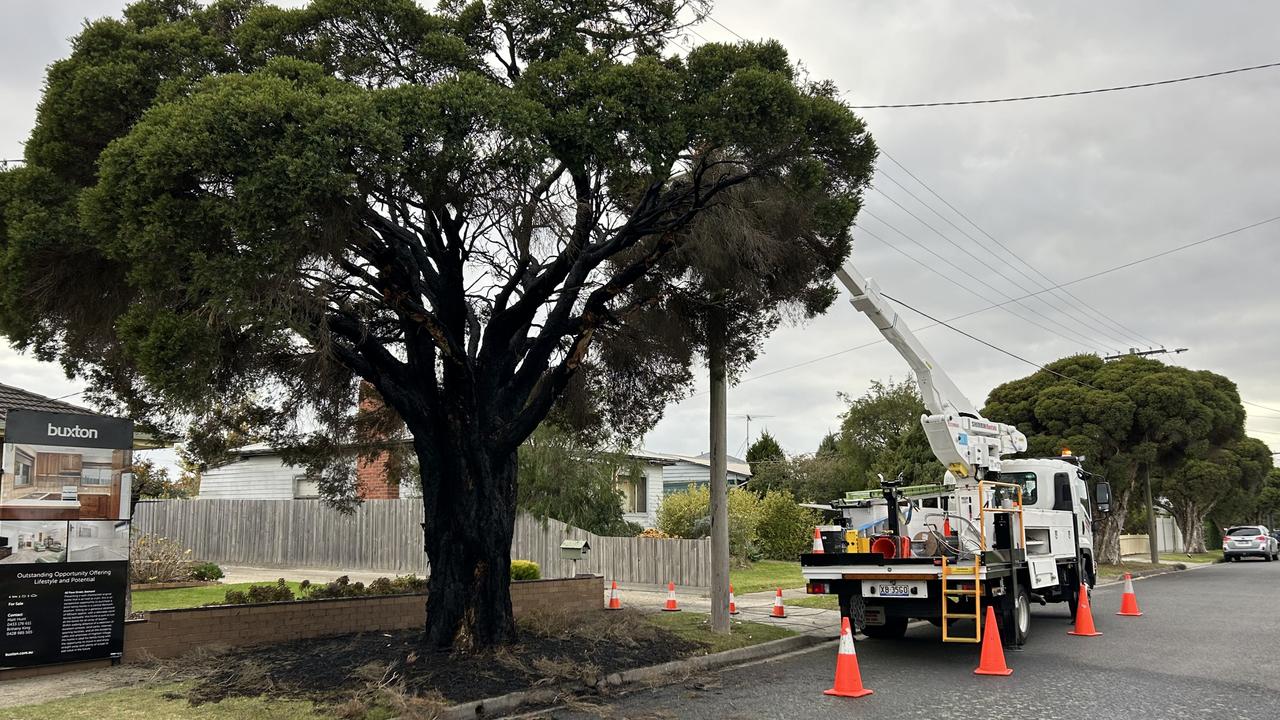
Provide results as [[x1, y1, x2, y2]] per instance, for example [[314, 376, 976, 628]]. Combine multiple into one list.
[[634, 449, 753, 478], [0, 382, 164, 448]]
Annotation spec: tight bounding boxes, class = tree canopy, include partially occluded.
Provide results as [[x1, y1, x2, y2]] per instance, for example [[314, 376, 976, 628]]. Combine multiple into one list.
[[984, 354, 1266, 559], [745, 430, 784, 475], [0, 0, 875, 649]]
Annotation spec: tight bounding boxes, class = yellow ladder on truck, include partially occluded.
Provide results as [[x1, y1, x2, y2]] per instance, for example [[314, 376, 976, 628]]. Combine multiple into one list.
[[940, 552, 982, 643], [940, 482, 1026, 643]]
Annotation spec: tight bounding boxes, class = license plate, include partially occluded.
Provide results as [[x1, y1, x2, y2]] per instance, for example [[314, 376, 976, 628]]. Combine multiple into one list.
[[863, 581, 926, 598]]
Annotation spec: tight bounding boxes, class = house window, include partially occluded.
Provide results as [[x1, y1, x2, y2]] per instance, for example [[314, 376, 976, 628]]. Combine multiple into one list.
[[14, 455, 33, 487], [664, 481, 709, 496], [294, 475, 320, 499], [618, 474, 646, 514], [81, 465, 113, 486]]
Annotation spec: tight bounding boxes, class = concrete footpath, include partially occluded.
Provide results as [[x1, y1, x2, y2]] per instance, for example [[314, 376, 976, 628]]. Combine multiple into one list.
[[607, 583, 841, 637]]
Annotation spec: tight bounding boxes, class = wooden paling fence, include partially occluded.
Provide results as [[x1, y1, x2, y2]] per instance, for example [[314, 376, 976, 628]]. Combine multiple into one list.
[[134, 499, 711, 587]]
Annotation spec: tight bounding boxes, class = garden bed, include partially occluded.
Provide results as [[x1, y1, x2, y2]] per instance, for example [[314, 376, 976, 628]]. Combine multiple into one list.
[[157, 611, 788, 717], [130, 580, 221, 592]]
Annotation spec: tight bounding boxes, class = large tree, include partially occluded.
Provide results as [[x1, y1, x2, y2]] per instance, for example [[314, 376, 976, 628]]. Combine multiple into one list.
[[0, 0, 874, 649], [1158, 436, 1273, 551], [985, 354, 1249, 563]]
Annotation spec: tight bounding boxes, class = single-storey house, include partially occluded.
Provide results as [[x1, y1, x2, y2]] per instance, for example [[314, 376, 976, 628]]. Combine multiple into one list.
[[199, 442, 750, 529], [616, 450, 752, 528]]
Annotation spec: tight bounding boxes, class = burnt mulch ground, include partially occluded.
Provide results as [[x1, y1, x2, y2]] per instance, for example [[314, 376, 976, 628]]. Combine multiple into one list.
[[171, 610, 701, 712]]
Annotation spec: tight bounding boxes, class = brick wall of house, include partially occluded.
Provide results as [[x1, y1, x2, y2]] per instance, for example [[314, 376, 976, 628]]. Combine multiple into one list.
[[355, 383, 399, 499], [0, 576, 603, 680]]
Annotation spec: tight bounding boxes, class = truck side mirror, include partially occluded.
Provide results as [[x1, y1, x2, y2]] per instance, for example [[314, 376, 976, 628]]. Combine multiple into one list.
[[1094, 481, 1112, 513]]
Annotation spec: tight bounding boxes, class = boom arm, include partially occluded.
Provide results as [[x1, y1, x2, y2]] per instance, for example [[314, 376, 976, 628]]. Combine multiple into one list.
[[835, 265, 1027, 481], [835, 267, 976, 417]]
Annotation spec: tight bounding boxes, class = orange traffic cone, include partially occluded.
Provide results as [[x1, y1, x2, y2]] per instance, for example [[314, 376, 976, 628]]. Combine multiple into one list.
[[771, 587, 787, 618], [729, 584, 740, 615], [812, 527, 825, 554], [1116, 573, 1143, 616], [824, 617, 873, 698], [606, 580, 622, 610], [1068, 583, 1102, 636], [973, 605, 1013, 676], [662, 581, 680, 612]]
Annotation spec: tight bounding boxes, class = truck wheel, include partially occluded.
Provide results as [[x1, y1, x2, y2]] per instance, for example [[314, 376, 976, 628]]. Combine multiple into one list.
[[1000, 586, 1030, 646], [862, 616, 909, 639]]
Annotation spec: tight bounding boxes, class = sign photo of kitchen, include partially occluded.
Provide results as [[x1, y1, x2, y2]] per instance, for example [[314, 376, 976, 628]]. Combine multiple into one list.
[[0, 443, 131, 522]]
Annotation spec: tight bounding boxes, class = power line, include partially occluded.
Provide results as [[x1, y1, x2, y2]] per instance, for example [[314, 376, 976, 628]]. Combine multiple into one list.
[[881, 291, 1101, 392], [715, 213, 1279, 391], [848, 60, 1280, 109], [877, 151, 1164, 349], [1244, 400, 1280, 416], [871, 174, 1128, 351], [857, 226, 1109, 353], [861, 208, 1111, 352], [706, 16, 749, 42]]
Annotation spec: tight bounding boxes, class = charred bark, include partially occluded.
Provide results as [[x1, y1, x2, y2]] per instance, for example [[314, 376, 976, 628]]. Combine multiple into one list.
[[415, 437, 519, 650]]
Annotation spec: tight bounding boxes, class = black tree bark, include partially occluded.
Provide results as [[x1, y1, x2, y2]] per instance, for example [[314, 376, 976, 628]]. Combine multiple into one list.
[[416, 436, 519, 649]]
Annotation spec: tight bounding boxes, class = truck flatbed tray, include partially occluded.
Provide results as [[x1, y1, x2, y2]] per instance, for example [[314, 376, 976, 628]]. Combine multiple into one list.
[[801, 552, 938, 567]]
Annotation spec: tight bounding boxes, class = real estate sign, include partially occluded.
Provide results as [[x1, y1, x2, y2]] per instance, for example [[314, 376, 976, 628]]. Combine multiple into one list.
[[0, 410, 133, 669]]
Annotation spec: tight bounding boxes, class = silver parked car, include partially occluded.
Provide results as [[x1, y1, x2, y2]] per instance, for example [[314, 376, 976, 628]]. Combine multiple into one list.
[[1222, 525, 1279, 562]]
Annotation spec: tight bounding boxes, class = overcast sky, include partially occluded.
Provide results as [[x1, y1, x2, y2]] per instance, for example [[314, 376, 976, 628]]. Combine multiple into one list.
[[2, 1, 1278, 467]]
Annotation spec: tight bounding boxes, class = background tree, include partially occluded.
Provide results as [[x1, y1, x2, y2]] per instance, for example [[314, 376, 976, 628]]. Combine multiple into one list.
[[985, 354, 1251, 563], [835, 377, 939, 488], [1162, 436, 1273, 551], [1255, 468, 1280, 529], [746, 430, 785, 475], [517, 423, 643, 536], [0, 0, 874, 649], [130, 458, 196, 516]]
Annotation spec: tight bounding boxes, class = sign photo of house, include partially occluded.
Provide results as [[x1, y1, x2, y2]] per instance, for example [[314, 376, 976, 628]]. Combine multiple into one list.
[[0, 443, 131, 521], [0, 520, 68, 564]]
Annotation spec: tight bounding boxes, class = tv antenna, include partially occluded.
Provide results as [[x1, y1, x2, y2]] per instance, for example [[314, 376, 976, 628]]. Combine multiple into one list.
[[731, 413, 775, 455]]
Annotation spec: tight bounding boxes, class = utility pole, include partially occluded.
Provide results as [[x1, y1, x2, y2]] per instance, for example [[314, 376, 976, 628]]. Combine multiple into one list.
[[708, 308, 730, 634], [1145, 465, 1159, 564], [1103, 347, 1188, 361]]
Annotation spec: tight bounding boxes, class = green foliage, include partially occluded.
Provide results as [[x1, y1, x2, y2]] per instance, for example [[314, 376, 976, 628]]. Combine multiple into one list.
[[837, 377, 940, 489], [984, 354, 1258, 558], [131, 458, 197, 506], [746, 431, 785, 475], [222, 579, 295, 605], [657, 485, 791, 565], [1, 0, 875, 649], [1257, 469, 1280, 522], [517, 423, 639, 536], [755, 490, 820, 560], [510, 560, 541, 581], [300, 574, 428, 599], [190, 562, 224, 582]]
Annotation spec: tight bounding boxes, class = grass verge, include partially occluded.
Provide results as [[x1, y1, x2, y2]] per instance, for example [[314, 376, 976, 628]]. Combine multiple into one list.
[[729, 560, 806, 595], [643, 612, 795, 653], [788, 594, 840, 611], [132, 581, 306, 612], [1160, 550, 1222, 564], [1097, 561, 1170, 581], [1, 683, 327, 720]]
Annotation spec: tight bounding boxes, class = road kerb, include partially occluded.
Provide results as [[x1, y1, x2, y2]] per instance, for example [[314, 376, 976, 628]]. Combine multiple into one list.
[[438, 634, 829, 719]]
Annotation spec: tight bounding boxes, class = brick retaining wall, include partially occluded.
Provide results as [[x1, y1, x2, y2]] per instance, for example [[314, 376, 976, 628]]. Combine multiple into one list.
[[1, 575, 603, 680]]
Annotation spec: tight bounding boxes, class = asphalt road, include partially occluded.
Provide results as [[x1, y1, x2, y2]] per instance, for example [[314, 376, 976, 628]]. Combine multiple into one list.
[[545, 559, 1280, 719]]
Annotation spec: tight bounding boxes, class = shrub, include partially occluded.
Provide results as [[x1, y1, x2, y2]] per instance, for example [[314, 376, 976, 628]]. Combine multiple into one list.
[[756, 490, 822, 560], [222, 579, 294, 605], [656, 486, 761, 565], [637, 527, 670, 538], [129, 533, 193, 584], [302, 574, 427, 599], [511, 559, 541, 581], [190, 562, 224, 581]]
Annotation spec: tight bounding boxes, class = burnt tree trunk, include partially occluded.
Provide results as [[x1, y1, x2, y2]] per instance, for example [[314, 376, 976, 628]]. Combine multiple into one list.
[[415, 434, 519, 650]]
